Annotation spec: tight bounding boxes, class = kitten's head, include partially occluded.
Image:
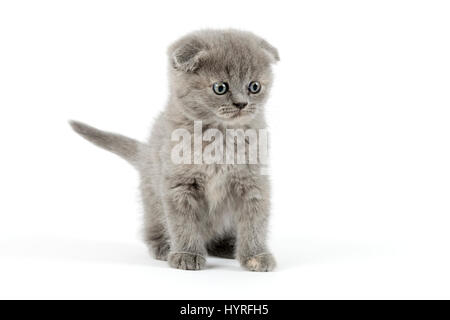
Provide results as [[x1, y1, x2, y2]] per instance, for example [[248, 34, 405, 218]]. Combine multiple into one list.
[[168, 29, 279, 125]]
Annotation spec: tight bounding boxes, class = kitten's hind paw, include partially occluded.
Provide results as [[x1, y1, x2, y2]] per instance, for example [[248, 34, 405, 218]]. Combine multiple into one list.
[[168, 252, 206, 271], [241, 253, 276, 272], [148, 242, 170, 261]]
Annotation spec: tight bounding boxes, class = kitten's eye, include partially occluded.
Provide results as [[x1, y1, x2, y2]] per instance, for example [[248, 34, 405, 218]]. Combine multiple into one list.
[[248, 81, 261, 94], [213, 82, 229, 95]]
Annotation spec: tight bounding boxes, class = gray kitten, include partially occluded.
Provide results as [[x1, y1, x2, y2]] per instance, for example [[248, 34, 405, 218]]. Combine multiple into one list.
[[70, 29, 279, 271]]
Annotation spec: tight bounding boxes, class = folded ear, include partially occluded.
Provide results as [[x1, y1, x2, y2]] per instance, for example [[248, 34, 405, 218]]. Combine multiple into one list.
[[260, 39, 280, 63], [171, 40, 207, 72]]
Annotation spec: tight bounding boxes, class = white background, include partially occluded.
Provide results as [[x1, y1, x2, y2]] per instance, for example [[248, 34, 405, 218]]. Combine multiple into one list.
[[1, 0, 449, 300]]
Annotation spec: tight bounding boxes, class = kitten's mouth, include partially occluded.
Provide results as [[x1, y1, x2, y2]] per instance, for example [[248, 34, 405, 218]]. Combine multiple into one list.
[[230, 111, 242, 118], [216, 105, 256, 122], [230, 109, 256, 119], [223, 111, 247, 120]]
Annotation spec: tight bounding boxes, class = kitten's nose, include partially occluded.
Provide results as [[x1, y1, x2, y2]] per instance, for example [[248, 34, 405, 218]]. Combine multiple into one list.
[[233, 102, 248, 110]]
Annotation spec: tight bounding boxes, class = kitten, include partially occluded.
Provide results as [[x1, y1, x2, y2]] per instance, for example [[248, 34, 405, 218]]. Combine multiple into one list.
[[70, 29, 279, 271]]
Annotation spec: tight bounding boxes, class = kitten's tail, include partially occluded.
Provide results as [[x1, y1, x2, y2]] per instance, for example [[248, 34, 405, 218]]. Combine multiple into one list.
[[69, 120, 144, 169]]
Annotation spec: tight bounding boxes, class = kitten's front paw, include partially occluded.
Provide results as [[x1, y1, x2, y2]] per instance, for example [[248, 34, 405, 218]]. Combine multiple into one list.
[[241, 253, 276, 272], [168, 252, 206, 271]]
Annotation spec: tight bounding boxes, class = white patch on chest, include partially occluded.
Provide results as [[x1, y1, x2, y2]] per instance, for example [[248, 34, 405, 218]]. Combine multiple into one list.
[[205, 167, 229, 211]]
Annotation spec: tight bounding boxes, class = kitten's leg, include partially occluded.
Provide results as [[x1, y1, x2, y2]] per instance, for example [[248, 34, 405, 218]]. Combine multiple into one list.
[[207, 234, 236, 259], [141, 181, 170, 261], [231, 175, 276, 272], [164, 177, 208, 270], [144, 219, 171, 261]]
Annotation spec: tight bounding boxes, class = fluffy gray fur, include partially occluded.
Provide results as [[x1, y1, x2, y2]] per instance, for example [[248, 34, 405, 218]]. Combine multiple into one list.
[[70, 29, 279, 271]]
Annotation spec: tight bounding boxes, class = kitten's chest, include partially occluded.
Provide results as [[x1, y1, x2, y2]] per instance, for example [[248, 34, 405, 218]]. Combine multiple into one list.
[[204, 165, 232, 209]]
